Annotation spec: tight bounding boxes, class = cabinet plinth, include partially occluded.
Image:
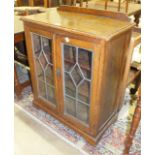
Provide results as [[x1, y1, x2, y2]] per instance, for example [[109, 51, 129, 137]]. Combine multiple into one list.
[[22, 6, 134, 144]]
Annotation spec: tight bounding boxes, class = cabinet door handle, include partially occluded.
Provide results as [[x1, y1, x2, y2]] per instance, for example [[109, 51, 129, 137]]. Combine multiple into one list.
[[56, 68, 61, 77]]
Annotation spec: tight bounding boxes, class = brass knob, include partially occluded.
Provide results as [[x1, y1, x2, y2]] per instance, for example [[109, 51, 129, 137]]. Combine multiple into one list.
[[64, 37, 70, 43]]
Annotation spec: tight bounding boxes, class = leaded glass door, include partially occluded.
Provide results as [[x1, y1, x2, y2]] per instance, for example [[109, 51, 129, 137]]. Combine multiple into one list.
[[31, 33, 57, 107], [62, 43, 93, 125]]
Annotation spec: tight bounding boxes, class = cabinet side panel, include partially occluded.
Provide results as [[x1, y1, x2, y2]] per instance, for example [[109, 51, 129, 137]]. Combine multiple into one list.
[[98, 31, 132, 129]]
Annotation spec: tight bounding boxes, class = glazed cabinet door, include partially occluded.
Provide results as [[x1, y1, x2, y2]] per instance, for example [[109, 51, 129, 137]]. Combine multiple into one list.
[[56, 35, 101, 133], [25, 27, 58, 111]]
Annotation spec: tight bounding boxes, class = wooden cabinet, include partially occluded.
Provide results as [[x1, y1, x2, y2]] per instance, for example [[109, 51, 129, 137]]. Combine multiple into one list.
[[22, 6, 135, 144]]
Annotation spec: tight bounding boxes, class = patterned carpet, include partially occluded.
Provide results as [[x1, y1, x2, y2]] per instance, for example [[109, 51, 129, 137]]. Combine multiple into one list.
[[15, 86, 141, 155]]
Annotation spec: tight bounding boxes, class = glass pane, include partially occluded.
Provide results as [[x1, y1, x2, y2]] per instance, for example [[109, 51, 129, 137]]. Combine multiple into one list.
[[78, 48, 92, 79], [47, 85, 56, 105], [32, 34, 41, 57], [42, 37, 52, 64], [78, 80, 90, 104], [31, 33, 56, 106], [65, 73, 76, 98], [45, 64, 54, 85], [71, 65, 83, 85], [38, 80, 46, 98], [64, 44, 76, 72], [63, 44, 93, 125], [77, 102, 89, 124], [38, 52, 48, 69], [35, 59, 44, 80], [65, 96, 76, 117]]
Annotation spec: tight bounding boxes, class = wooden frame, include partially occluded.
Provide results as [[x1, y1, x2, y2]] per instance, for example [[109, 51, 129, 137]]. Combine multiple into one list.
[[55, 34, 102, 136]]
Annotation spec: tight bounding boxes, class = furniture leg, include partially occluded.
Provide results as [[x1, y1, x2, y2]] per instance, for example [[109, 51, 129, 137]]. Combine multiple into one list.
[[130, 71, 141, 94], [14, 65, 22, 100], [29, 0, 34, 6], [86, 0, 88, 7], [80, 0, 83, 7], [134, 11, 141, 26], [105, 0, 108, 10], [16, 0, 22, 6], [125, 0, 129, 13], [124, 87, 141, 155], [118, 0, 121, 12], [44, 0, 48, 7]]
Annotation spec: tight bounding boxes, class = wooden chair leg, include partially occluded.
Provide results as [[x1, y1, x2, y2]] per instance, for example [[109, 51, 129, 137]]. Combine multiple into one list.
[[14, 65, 22, 100], [29, 0, 34, 6], [124, 87, 141, 155], [86, 0, 88, 8], [134, 11, 141, 26], [118, 0, 121, 12], [125, 0, 129, 13], [16, 0, 22, 6], [44, 0, 48, 7], [105, 0, 108, 10], [130, 72, 141, 95], [80, 0, 83, 7]]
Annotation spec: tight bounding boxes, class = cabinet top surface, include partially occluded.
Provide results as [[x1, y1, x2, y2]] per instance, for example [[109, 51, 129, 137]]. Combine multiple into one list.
[[22, 7, 134, 40]]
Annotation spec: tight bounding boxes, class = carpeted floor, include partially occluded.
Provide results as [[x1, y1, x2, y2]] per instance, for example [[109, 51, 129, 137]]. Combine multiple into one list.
[[15, 86, 141, 155]]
